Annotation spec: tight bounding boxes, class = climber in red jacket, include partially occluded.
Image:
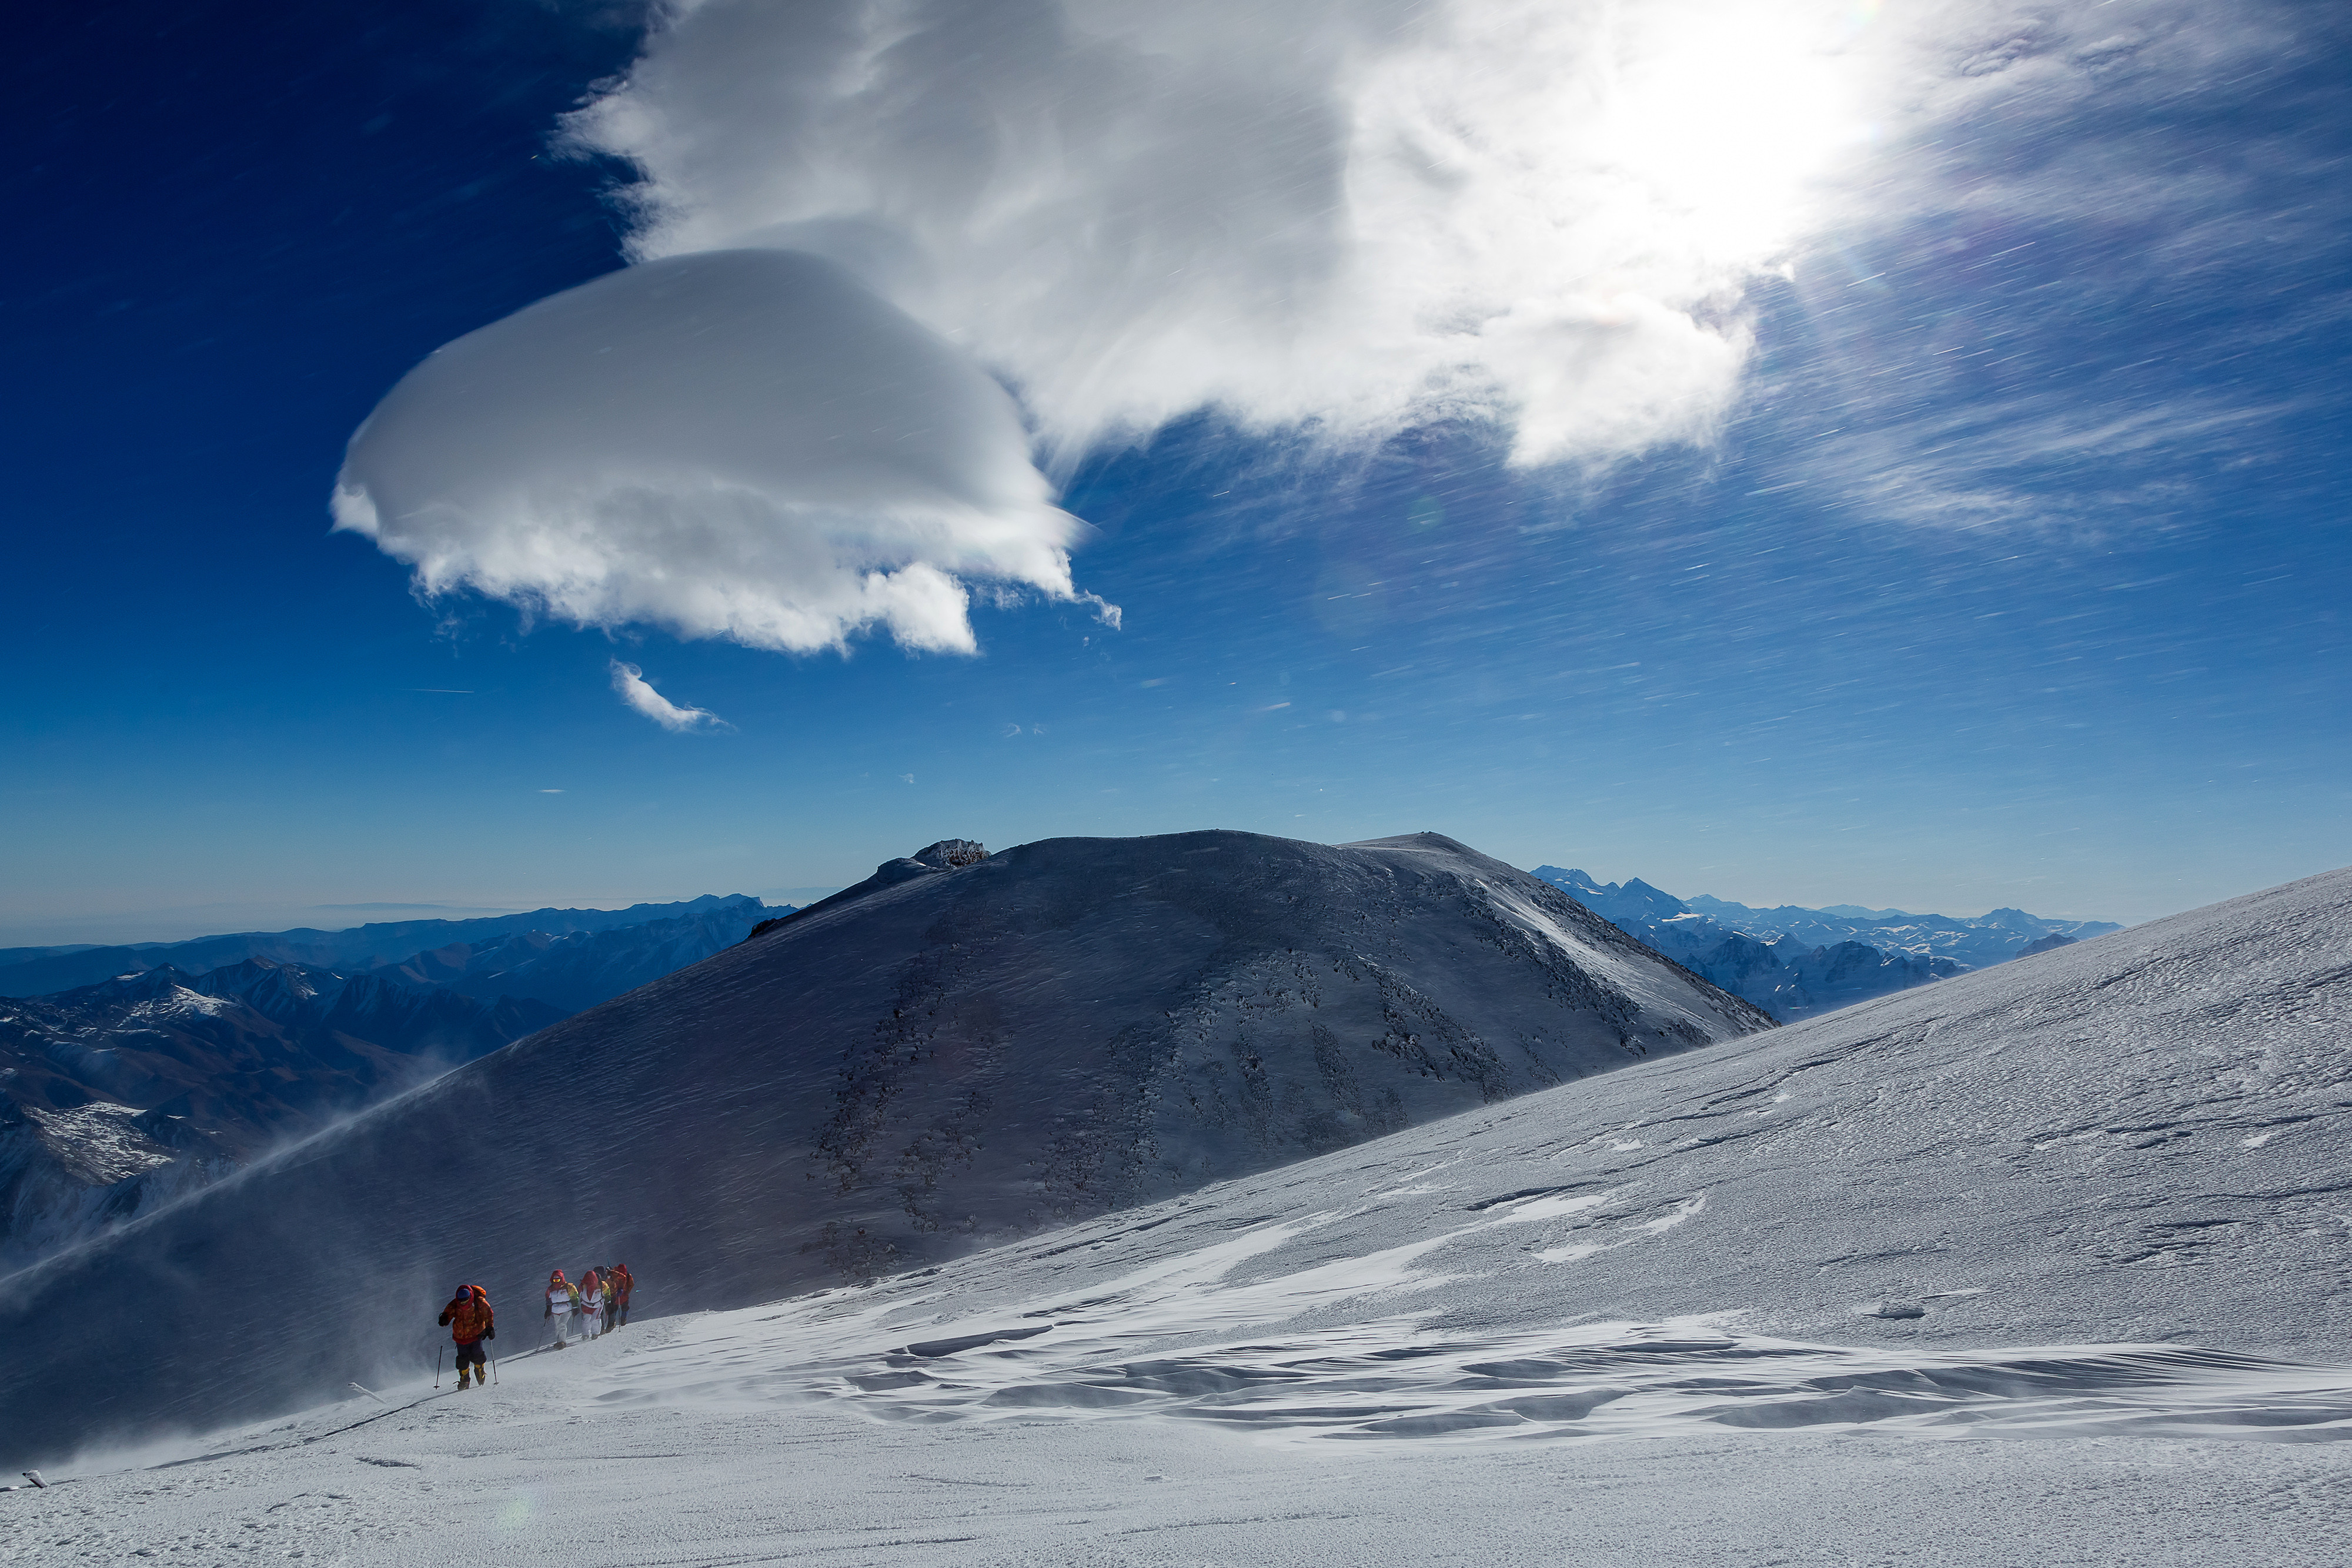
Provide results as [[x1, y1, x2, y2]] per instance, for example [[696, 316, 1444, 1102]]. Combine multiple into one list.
[[437, 1283, 495, 1389]]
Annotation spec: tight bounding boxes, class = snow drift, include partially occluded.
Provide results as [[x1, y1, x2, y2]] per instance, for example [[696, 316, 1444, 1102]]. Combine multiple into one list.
[[0, 830, 1765, 1466]]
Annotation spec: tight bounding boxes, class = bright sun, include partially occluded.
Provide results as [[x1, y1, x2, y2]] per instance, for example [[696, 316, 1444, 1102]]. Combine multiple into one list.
[[1602, 0, 1875, 266]]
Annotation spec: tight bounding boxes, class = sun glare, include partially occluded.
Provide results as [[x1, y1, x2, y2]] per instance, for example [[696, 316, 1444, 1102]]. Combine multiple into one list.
[[1603, 1, 1873, 267]]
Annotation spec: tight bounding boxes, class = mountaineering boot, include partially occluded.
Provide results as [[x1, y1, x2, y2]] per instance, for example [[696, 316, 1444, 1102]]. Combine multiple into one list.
[[457, 1368, 472, 1389]]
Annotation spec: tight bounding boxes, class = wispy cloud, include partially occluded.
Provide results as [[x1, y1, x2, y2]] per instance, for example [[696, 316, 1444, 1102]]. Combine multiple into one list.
[[609, 661, 727, 732], [1762, 0, 2343, 531]]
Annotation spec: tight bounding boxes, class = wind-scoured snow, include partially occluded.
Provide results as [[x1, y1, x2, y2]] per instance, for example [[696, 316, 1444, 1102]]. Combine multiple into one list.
[[8, 862, 2349, 1563], [0, 831, 1766, 1469]]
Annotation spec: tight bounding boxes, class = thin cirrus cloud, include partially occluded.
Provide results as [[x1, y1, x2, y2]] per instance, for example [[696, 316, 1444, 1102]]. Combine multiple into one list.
[[1759, 0, 2336, 530], [609, 660, 727, 733]]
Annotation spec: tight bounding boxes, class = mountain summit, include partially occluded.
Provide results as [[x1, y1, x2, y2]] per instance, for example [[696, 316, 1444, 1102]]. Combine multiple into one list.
[[0, 830, 1768, 1463]]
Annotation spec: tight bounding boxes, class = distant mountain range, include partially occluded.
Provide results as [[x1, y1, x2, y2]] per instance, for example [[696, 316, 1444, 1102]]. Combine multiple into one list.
[[1531, 868, 2122, 1022], [0, 894, 790, 1270], [0, 894, 780, 999]]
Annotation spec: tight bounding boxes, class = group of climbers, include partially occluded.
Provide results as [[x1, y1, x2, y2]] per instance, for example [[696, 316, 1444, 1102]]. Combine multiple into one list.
[[432, 1262, 636, 1389], [543, 1261, 634, 1348]]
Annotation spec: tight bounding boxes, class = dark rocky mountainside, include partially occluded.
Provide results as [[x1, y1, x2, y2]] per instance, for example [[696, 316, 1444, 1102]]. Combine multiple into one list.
[[0, 830, 1770, 1459]]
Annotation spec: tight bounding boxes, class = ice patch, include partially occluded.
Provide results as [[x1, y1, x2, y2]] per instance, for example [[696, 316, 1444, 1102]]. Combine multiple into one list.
[[1475, 1187, 1622, 1226], [1632, 1194, 1707, 1236]]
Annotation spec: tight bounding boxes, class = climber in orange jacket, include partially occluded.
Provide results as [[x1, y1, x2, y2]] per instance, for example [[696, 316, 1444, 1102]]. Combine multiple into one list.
[[437, 1284, 495, 1390]]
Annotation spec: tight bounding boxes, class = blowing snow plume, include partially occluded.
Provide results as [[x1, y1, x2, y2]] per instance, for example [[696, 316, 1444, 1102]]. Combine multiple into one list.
[[0, 830, 1768, 1466], [332, 250, 1099, 656]]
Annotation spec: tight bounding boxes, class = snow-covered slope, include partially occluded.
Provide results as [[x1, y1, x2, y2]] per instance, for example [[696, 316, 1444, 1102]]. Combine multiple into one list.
[[8, 863, 2347, 1563], [0, 830, 1766, 1467]]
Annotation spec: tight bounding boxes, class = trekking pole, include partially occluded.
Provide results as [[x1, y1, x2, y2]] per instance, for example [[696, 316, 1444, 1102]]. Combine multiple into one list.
[[435, 1346, 443, 1388], [490, 1353, 499, 1386]]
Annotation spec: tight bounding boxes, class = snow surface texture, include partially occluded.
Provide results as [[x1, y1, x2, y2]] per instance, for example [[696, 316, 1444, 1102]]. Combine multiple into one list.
[[11, 1335, 2346, 1568], [0, 831, 1766, 1468], [10, 863, 2350, 1563]]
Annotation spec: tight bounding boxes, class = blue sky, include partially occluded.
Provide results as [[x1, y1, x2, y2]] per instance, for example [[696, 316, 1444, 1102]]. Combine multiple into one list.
[[5, 0, 2347, 945]]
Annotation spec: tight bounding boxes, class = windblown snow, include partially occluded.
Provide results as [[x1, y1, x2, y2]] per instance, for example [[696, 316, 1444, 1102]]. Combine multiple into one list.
[[6, 860, 2348, 1564]]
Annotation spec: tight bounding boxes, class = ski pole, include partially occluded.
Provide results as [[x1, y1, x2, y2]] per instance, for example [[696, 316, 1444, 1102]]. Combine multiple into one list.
[[490, 1353, 499, 1386], [435, 1346, 443, 1388]]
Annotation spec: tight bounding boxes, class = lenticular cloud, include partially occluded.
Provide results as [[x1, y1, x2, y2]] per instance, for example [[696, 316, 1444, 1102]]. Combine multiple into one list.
[[333, 250, 1093, 655]]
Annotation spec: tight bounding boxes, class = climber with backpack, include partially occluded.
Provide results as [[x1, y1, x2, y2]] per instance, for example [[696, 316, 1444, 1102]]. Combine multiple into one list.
[[546, 1269, 582, 1348], [576, 1266, 606, 1342], [437, 1283, 495, 1389], [608, 1263, 632, 1329]]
